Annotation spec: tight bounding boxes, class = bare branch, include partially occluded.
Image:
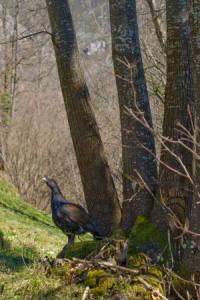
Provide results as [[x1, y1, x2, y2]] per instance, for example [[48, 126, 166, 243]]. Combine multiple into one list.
[[0, 30, 52, 45]]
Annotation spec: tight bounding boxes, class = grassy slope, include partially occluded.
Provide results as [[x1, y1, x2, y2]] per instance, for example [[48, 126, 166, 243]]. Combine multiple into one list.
[[0, 175, 93, 299], [0, 175, 169, 300]]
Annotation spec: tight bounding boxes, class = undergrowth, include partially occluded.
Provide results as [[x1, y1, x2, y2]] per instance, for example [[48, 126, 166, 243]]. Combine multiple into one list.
[[0, 174, 198, 299]]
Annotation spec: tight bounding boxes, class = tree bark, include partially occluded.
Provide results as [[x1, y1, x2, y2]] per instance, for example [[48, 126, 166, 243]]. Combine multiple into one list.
[[183, 0, 200, 272], [109, 0, 157, 231], [45, 0, 121, 236], [156, 0, 194, 235]]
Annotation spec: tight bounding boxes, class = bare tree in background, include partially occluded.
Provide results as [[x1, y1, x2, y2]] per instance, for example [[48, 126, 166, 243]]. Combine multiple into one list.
[[45, 0, 121, 236], [0, 0, 9, 170], [109, 0, 157, 231], [0, 0, 19, 170], [145, 0, 166, 53]]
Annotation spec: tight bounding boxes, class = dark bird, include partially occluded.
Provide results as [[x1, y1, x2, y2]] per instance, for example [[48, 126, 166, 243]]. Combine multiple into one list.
[[42, 177, 102, 257]]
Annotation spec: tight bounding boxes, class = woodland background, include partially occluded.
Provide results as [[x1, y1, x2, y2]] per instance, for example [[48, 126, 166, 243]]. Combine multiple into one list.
[[1, 0, 200, 298], [0, 0, 165, 210]]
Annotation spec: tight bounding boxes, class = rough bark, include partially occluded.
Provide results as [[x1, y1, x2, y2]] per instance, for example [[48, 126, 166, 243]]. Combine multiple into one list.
[[109, 0, 157, 231], [183, 0, 200, 272], [45, 0, 121, 236], [156, 0, 194, 235]]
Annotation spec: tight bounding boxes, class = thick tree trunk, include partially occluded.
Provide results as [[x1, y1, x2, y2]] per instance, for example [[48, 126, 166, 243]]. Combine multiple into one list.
[[183, 0, 200, 272], [46, 0, 121, 236], [156, 0, 194, 235], [109, 0, 157, 231]]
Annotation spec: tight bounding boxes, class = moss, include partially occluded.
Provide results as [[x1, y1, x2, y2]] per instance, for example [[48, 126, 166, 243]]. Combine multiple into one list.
[[128, 253, 151, 269], [114, 280, 151, 300], [131, 283, 151, 299], [1, 93, 11, 118], [127, 253, 165, 299], [171, 265, 199, 299], [85, 269, 116, 296], [128, 216, 167, 261], [85, 270, 107, 287], [48, 264, 71, 281], [148, 266, 163, 281], [64, 240, 105, 259]]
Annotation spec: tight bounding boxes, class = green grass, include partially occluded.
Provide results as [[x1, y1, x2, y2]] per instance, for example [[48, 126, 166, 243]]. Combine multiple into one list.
[[0, 175, 93, 299], [0, 177, 66, 258]]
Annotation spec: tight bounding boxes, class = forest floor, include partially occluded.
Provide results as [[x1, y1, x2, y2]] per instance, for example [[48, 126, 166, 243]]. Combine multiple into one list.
[[0, 174, 193, 299]]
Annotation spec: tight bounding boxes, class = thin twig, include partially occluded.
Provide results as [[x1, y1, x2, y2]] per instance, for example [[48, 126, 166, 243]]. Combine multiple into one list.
[[137, 277, 169, 300], [72, 258, 140, 275], [81, 286, 90, 300], [167, 230, 174, 269], [0, 30, 52, 45]]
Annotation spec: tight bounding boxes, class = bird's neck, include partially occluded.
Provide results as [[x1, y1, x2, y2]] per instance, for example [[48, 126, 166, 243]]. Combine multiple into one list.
[[51, 185, 61, 194], [50, 189, 67, 205]]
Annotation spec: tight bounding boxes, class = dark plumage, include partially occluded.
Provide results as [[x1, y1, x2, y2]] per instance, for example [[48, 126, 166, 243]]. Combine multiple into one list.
[[42, 177, 101, 256]]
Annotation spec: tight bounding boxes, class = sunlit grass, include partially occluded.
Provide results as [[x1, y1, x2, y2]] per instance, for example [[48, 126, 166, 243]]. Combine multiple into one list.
[[0, 175, 91, 299]]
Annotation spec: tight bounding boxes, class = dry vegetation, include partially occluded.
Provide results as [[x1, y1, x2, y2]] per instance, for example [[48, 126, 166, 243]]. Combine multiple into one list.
[[0, 0, 165, 211]]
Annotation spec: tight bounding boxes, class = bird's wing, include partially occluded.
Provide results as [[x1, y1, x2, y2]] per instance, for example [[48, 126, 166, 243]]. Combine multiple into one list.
[[59, 203, 100, 236], [59, 203, 91, 225]]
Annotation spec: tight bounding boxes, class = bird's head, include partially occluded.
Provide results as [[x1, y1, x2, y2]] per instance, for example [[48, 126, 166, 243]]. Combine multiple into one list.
[[42, 177, 60, 191]]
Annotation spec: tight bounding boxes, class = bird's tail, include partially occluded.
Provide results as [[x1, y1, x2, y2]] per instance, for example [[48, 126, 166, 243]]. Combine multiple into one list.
[[89, 222, 104, 240], [93, 226, 104, 240], [93, 232, 104, 240]]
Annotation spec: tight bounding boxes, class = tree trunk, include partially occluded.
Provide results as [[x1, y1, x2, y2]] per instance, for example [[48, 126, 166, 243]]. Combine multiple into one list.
[[0, 0, 9, 170], [145, 0, 166, 53], [45, 0, 121, 236], [0, 0, 19, 170], [183, 0, 200, 272], [109, 0, 157, 231], [156, 0, 194, 235]]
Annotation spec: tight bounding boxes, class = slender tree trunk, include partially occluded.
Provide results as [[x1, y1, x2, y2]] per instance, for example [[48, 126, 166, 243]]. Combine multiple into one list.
[[0, 0, 19, 170], [10, 0, 19, 118], [2, 0, 10, 93], [183, 0, 200, 272], [145, 0, 166, 53], [45, 0, 121, 236], [109, 0, 157, 231], [155, 0, 194, 235], [0, 0, 9, 170]]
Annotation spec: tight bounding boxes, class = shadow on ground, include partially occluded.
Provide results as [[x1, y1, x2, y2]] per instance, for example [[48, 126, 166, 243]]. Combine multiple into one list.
[[0, 234, 39, 272]]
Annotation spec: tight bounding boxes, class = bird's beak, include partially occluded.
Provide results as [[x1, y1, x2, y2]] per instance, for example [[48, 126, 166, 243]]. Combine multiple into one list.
[[42, 177, 47, 182]]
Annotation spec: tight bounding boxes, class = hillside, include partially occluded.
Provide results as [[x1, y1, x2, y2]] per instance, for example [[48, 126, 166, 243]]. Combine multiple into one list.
[[1, 175, 198, 300], [0, 175, 171, 300], [0, 175, 93, 299]]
